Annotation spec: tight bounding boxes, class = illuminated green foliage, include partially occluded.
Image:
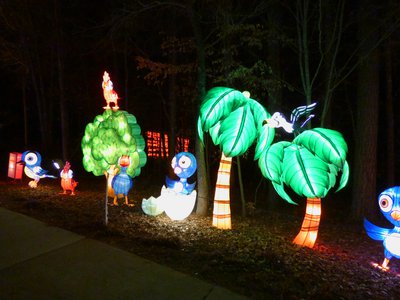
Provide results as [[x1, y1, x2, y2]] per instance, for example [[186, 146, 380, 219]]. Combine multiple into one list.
[[81, 109, 147, 177], [258, 127, 349, 204], [197, 87, 275, 158]]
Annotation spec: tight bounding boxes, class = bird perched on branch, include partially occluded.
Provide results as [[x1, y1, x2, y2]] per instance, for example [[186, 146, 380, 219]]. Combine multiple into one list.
[[263, 102, 317, 134]]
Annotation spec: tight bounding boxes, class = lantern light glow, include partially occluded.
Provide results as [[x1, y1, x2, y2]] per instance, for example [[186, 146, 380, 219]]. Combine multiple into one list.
[[8, 152, 23, 179]]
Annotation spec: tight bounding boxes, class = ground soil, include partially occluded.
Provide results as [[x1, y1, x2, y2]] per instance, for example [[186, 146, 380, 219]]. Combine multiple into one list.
[[1, 177, 399, 299]]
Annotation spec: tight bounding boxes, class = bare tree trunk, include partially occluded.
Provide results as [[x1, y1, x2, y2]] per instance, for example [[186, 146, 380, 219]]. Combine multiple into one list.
[[351, 3, 380, 219], [54, 0, 68, 160], [187, 4, 209, 216], [22, 77, 28, 148], [384, 39, 395, 186]]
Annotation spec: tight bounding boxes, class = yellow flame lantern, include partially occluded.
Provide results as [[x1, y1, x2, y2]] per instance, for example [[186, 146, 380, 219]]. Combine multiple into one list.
[[8, 152, 23, 179]]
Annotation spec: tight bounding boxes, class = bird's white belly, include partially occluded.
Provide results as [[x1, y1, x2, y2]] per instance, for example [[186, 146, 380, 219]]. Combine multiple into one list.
[[384, 232, 400, 257], [24, 167, 39, 180]]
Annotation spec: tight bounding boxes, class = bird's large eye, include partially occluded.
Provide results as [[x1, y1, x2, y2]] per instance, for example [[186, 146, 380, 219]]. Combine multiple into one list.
[[25, 152, 38, 165], [178, 155, 191, 169], [379, 195, 393, 213], [171, 157, 177, 168]]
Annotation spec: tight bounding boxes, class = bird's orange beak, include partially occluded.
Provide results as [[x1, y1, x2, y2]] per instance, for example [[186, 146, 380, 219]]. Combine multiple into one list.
[[390, 210, 400, 221], [262, 118, 271, 126]]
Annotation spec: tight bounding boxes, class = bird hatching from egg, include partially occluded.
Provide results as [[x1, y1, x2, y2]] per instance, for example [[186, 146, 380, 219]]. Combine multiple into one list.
[[165, 152, 197, 194]]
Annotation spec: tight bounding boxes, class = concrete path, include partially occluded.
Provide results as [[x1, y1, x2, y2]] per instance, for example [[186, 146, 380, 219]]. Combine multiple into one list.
[[0, 208, 248, 300]]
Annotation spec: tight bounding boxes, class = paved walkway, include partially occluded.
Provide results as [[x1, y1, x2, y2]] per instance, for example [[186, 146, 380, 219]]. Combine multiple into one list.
[[0, 207, 248, 300]]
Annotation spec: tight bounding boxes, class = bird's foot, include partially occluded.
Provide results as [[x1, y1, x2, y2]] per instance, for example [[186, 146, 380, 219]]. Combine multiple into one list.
[[371, 262, 390, 271], [103, 105, 111, 110]]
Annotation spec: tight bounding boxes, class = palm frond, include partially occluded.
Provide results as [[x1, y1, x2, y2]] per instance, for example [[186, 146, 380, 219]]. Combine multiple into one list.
[[258, 141, 290, 184], [336, 160, 350, 192], [219, 105, 257, 157], [282, 145, 333, 199], [198, 87, 246, 132], [248, 99, 275, 159], [293, 128, 348, 169]]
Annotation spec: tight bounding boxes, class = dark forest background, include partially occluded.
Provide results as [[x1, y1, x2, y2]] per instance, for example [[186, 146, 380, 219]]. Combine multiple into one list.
[[0, 0, 399, 222]]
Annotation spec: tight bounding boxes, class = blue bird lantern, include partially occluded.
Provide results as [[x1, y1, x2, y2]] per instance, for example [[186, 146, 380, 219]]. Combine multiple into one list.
[[364, 186, 400, 270], [111, 155, 134, 206], [165, 152, 197, 195], [19, 150, 56, 188]]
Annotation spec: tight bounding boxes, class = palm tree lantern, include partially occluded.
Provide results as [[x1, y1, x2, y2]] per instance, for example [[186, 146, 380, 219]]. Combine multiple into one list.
[[258, 126, 349, 248], [198, 87, 275, 229]]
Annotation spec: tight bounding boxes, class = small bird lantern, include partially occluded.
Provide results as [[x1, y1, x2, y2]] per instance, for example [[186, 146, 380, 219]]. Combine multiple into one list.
[[8, 152, 23, 179], [102, 71, 119, 110], [59, 161, 78, 195], [364, 186, 400, 270]]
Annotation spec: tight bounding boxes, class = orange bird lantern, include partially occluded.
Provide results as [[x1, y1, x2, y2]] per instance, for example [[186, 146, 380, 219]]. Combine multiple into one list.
[[60, 161, 78, 195], [102, 71, 119, 110]]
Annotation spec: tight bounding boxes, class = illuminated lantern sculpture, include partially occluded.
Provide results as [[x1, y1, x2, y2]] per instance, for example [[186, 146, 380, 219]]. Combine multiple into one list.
[[59, 161, 78, 195], [112, 155, 134, 206], [102, 71, 119, 110], [259, 105, 349, 248], [197, 87, 275, 229], [164, 152, 197, 220], [81, 72, 147, 224], [19, 150, 56, 188], [142, 152, 197, 220], [364, 186, 400, 270], [8, 152, 23, 179], [165, 152, 197, 194], [141, 195, 165, 216]]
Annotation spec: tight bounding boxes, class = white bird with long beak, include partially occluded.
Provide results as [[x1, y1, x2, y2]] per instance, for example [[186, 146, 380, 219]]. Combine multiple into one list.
[[263, 102, 317, 134]]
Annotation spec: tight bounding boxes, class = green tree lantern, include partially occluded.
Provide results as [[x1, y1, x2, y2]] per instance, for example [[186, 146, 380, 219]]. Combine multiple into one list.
[[82, 105, 146, 224], [198, 87, 275, 229], [258, 127, 349, 248]]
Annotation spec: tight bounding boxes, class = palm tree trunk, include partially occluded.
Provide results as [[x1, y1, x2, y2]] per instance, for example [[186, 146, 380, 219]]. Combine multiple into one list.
[[293, 197, 321, 248], [212, 153, 232, 230]]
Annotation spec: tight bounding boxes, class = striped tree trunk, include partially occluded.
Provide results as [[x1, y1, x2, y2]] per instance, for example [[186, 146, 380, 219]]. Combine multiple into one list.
[[293, 197, 321, 248], [212, 153, 232, 229]]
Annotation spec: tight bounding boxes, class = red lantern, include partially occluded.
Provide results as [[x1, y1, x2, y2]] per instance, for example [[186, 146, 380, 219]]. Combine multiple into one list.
[[8, 152, 23, 179]]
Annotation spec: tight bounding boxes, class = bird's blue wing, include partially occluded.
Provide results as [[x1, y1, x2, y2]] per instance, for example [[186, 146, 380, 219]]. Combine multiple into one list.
[[364, 218, 390, 241], [34, 166, 48, 176], [165, 176, 177, 189], [183, 182, 196, 194]]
